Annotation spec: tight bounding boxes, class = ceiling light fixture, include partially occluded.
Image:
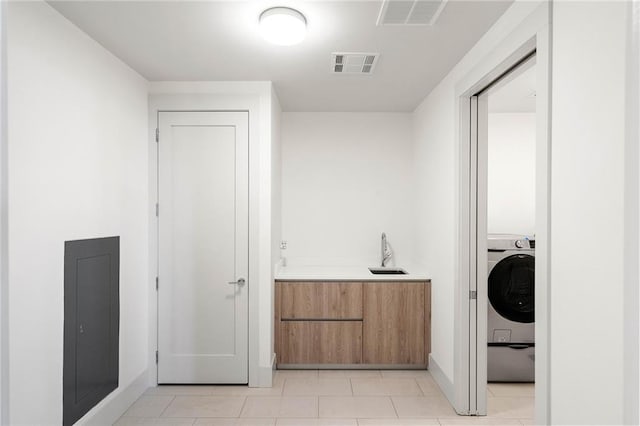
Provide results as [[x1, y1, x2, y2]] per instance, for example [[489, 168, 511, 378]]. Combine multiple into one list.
[[259, 6, 307, 46]]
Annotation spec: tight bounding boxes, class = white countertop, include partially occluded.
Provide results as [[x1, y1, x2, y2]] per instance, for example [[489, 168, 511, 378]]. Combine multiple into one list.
[[274, 265, 430, 281]]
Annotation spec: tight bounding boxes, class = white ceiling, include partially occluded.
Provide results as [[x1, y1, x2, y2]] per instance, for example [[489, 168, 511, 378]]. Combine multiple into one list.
[[49, 0, 513, 112]]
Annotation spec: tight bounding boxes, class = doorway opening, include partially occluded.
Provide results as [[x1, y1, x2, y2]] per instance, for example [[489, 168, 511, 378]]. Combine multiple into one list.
[[481, 55, 537, 414], [455, 33, 550, 423], [469, 50, 538, 416]]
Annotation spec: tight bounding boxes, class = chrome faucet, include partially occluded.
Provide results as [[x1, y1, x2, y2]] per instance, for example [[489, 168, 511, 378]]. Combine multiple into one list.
[[381, 232, 392, 267]]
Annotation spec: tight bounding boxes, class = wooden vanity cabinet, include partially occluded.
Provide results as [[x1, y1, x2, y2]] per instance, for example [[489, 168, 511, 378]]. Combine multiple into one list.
[[362, 282, 430, 365], [275, 280, 431, 367]]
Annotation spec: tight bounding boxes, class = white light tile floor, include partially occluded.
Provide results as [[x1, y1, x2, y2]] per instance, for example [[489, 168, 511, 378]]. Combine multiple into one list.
[[115, 371, 534, 426]]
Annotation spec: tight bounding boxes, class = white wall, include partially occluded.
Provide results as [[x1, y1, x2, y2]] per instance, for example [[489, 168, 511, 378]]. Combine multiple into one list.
[[270, 88, 282, 362], [413, 0, 636, 423], [258, 85, 275, 383], [7, 2, 149, 424], [412, 90, 457, 385], [412, 1, 545, 386], [487, 113, 536, 236], [550, 1, 630, 423], [281, 112, 413, 267]]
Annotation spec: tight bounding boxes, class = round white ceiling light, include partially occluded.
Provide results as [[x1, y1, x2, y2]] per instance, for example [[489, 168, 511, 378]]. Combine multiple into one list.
[[259, 7, 307, 46]]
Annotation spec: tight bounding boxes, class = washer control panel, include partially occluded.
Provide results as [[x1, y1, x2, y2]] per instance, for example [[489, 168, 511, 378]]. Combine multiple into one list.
[[488, 235, 535, 251]]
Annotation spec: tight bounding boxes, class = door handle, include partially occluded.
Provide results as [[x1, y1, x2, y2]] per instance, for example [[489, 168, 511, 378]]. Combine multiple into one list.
[[228, 278, 246, 286]]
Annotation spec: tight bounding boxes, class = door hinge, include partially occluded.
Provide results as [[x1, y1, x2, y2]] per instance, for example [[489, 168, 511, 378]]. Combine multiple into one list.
[[155, 276, 159, 291], [470, 290, 477, 300], [155, 203, 159, 217], [155, 350, 158, 364], [155, 128, 159, 143]]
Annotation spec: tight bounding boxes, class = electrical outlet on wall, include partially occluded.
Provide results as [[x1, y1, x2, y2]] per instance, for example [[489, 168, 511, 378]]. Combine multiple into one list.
[[280, 241, 287, 250]]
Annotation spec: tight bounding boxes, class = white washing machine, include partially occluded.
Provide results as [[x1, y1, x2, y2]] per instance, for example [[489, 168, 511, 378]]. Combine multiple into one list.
[[487, 234, 535, 382]]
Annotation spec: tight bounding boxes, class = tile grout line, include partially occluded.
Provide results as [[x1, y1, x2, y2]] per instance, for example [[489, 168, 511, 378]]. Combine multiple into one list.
[[237, 395, 249, 418], [414, 378, 424, 397], [157, 395, 176, 418], [486, 384, 494, 397], [121, 392, 147, 417], [388, 395, 400, 419]]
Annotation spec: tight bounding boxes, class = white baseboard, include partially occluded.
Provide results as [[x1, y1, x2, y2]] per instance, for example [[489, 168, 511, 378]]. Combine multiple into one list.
[[78, 369, 150, 426], [254, 354, 276, 388], [429, 354, 456, 407]]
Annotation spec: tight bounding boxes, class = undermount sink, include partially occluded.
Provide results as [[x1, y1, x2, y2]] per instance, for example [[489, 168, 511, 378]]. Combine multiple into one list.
[[368, 267, 408, 275]]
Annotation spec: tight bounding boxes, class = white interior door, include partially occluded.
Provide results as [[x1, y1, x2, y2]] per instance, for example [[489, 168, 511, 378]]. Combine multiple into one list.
[[157, 111, 249, 384]]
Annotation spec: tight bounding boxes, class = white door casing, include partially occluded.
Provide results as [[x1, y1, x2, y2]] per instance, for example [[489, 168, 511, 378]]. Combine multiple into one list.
[[456, 34, 542, 415], [464, 51, 537, 416], [157, 111, 249, 384], [448, 3, 550, 423]]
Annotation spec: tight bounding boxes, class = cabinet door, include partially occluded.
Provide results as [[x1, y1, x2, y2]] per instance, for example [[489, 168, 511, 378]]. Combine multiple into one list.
[[363, 283, 426, 365], [280, 282, 363, 320], [279, 321, 362, 364]]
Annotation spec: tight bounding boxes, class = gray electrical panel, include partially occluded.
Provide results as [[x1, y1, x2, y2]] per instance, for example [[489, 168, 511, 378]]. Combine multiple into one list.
[[63, 236, 119, 426]]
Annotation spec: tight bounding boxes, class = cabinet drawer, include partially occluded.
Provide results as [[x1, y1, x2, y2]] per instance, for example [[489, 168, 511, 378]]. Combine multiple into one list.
[[279, 282, 363, 320], [279, 321, 362, 364]]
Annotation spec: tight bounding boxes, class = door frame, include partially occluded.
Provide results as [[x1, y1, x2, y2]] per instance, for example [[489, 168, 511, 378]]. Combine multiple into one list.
[[624, 1, 640, 422], [148, 92, 265, 388], [156, 110, 250, 384], [467, 52, 537, 415], [453, 4, 551, 422], [0, 0, 7, 422]]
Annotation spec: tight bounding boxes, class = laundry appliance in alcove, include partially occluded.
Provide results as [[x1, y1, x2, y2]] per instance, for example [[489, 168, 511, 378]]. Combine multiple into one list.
[[487, 234, 535, 382]]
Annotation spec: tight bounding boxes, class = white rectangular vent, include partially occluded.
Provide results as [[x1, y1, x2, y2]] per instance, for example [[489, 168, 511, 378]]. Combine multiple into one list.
[[377, 0, 448, 26], [331, 53, 379, 74]]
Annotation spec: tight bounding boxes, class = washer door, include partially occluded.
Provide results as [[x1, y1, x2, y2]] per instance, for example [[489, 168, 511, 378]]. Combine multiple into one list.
[[488, 254, 535, 323]]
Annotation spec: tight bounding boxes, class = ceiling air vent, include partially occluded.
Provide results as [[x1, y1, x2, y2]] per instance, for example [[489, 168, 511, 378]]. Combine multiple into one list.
[[331, 53, 379, 74], [377, 0, 448, 26]]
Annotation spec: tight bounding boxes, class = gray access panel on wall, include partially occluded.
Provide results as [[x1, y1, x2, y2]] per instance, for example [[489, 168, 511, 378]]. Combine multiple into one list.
[[63, 236, 120, 426]]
